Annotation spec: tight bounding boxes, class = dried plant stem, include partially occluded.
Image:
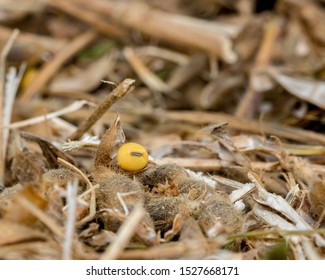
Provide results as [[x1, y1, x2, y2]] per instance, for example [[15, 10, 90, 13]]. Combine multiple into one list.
[[164, 111, 325, 145], [124, 47, 174, 94], [63, 181, 78, 260], [235, 18, 281, 119], [228, 228, 325, 240], [0, 28, 19, 187], [157, 157, 272, 171], [3, 64, 26, 157], [19, 31, 97, 101], [79, 184, 99, 200], [119, 241, 218, 260], [57, 157, 92, 189], [69, 78, 135, 140], [73, 185, 100, 228], [66, 109, 325, 145], [0, 25, 65, 54], [136, 46, 189, 65], [49, 0, 126, 39], [100, 205, 145, 260], [117, 192, 130, 215], [16, 196, 64, 239], [71, 0, 237, 63], [6, 100, 93, 129], [158, 157, 324, 174], [117, 191, 140, 215]]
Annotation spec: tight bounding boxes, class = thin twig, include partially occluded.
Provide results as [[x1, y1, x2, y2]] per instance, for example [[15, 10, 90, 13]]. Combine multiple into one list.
[[78, 184, 99, 200], [5, 100, 93, 129], [100, 205, 145, 260], [58, 157, 96, 215], [235, 18, 281, 119], [57, 157, 92, 189], [0, 28, 19, 187], [69, 78, 135, 140], [117, 192, 129, 215], [19, 31, 97, 101], [116, 191, 141, 215]]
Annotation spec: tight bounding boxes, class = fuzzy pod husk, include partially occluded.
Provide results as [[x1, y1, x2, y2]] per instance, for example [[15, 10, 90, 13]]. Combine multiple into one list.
[[42, 168, 84, 194], [95, 173, 145, 210], [141, 163, 243, 233], [197, 192, 244, 233], [137, 163, 188, 186], [144, 195, 201, 233], [308, 179, 325, 217], [93, 167, 155, 236]]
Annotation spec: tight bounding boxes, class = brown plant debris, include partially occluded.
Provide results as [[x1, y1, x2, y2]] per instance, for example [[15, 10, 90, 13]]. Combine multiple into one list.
[[0, 0, 324, 260]]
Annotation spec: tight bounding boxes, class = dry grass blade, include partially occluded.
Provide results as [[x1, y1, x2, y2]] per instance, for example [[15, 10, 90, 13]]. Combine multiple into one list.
[[266, 68, 325, 109], [48, 52, 117, 93], [136, 46, 189, 65], [167, 53, 207, 90], [100, 204, 145, 260], [228, 227, 325, 240], [229, 183, 255, 203], [0, 25, 66, 54], [19, 31, 97, 101], [235, 18, 281, 119], [157, 157, 278, 172], [119, 240, 220, 260], [249, 172, 325, 247], [62, 180, 78, 260], [6, 100, 93, 129], [69, 78, 135, 140], [3, 65, 26, 158], [123, 47, 175, 95], [0, 28, 19, 187]]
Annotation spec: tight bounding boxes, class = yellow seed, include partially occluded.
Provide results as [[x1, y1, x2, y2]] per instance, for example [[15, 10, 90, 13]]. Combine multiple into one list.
[[117, 142, 148, 171]]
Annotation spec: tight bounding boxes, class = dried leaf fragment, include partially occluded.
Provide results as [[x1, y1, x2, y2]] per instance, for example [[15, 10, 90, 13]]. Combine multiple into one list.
[[0, 220, 48, 246], [11, 150, 48, 186], [4, 185, 48, 224], [266, 68, 325, 109]]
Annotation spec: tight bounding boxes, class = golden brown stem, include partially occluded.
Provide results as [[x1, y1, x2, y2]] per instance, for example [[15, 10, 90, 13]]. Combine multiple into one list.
[[69, 78, 135, 140]]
